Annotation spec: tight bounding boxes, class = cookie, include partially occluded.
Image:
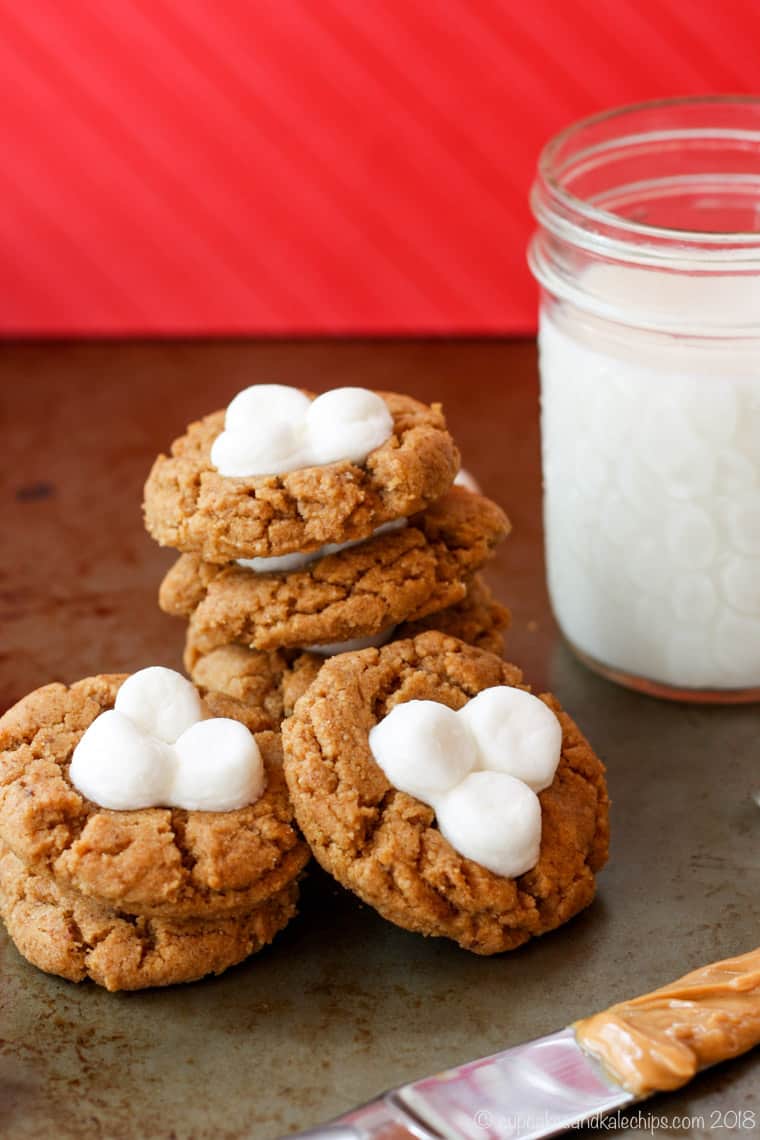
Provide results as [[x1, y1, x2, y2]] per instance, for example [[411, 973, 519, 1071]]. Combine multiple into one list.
[[161, 489, 509, 654], [399, 574, 509, 657], [184, 576, 511, 729], [0, 844, 298, 991], [281, 632, 609, 955], [187, 643, 320, 732], [144, 392, 459, 564], [0, 674, 310, 918]]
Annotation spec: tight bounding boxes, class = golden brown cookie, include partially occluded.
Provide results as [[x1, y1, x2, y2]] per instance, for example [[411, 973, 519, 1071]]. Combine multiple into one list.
[[282, 632, 609, 956], [184, 576, 511, 729], [399, 574, 509, 656], [161, 489, 509, 654], [0, 844, 298, 992], [0, 675, 310, 919], [143, 391, 459, 564], [187, 643, 321, 731]]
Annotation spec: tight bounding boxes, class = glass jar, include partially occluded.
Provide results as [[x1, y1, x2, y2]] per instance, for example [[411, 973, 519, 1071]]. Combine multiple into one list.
[[528, 97, 760, 702]]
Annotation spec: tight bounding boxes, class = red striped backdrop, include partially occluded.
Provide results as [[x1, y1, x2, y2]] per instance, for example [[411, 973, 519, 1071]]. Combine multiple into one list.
[[1, 0, 758, 336]]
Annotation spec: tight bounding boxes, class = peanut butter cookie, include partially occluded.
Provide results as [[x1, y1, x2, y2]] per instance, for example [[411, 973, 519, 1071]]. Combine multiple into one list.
[[0, 675, 309, 918], [184, 576, 510, 729], [144, 392, 459, 564], [161, 489, 509, 654], [282, 632, 609, 955], [0, 844, 298, 991]]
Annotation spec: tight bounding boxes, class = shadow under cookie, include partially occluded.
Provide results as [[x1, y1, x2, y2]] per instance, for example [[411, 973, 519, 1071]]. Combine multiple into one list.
[[281, 632, 610, 956], [161, 488, 509, 654]]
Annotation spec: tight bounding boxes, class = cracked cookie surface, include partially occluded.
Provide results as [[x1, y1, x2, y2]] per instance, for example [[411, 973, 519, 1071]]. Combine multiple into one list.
[[162, 488, 509, 653], [0, 675, 309, 918], [144, 391, 459, 563], [184, 575, 511, 729], [282, 632, 609, 955], [0, 843, 298, 991]]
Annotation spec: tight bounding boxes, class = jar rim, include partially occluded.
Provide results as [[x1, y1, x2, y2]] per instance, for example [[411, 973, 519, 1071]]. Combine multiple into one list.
[[535, 94, 760, 254]]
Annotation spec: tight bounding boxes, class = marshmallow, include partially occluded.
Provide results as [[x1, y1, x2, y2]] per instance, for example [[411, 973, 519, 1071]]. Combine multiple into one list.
[[211, 384, 393, 478], [115, 666, 203, 744], [368, 685, 564, 878], [454, 468, 481, 493], [435, 771, 542, 879], [69, 667, 265, 813], [69, 709, 173, 811], [172, 718, 265, 812], [226, 384, 311, 430], [459, 687, 562, 792], [369, 700, 477, 802], [238, 549, 320, 575], [237, 518, 407, 575], [309, 627, 396, 657], [306, 387, 393, 466]]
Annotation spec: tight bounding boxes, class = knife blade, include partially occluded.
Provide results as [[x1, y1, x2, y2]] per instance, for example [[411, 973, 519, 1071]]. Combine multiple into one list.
[[286, 945, 760, 1140], [288, 1026, 635, 1140]]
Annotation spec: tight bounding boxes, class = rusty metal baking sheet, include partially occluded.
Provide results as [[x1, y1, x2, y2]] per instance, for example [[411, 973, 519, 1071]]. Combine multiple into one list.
[[1, 342, 758, 1140]]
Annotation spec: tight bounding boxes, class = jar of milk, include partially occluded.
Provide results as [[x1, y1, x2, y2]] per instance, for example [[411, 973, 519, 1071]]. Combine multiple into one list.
[[529, 97, 760, 701]]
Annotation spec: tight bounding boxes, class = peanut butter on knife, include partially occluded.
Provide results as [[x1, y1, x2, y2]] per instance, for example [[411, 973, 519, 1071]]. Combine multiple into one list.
[[575, 946, 760, 1096]]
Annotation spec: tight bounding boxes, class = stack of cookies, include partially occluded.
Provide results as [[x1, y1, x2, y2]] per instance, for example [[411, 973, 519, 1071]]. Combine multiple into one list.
[[0, 671, 309, 991], [143, 387, 513, 723], [0, 383, 611, 989]]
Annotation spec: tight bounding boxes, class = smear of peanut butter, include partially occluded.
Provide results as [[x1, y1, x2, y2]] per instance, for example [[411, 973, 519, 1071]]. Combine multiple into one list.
[[574, 947, 760, 1096]]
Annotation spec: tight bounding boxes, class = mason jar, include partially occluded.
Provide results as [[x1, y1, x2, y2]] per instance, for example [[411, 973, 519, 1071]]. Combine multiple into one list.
[[529, 97, 760, 702]]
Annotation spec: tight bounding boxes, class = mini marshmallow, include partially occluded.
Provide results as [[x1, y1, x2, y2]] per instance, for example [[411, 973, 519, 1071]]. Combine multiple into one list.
[[69, 709, 173, 811], [211, 384, 393, 478], [367, 685, 564, 879], [226, 384, 312, 430], [69, 667, 265, 813], [306, 387, 393, 466], [115, 665, 203, 744], [212, 420, 308, 478], [369, 700, 477, 802], [459, 687, 562, 792], [172, 718, 265, 812], [435, 771, 542, 879]]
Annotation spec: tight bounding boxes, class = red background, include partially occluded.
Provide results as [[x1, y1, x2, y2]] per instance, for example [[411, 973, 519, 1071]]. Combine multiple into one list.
[[2, 0, 759, 336]]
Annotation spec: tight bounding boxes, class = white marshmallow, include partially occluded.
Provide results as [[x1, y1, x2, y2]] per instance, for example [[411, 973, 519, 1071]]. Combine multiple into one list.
[[172, 719, 265, 812], [211, 419, 308, 478], [435, 771, 542, 879], [454, 468, 481, 493], [367, 684, 564, 878], [115, 665, 203, 744], [69, 709, 173, 811], [369, 700, 477, 803], [225, 384, 311, 430], [210, 384, 393, 478], [237, 549, 319, 575], [237, 517, 408, 575], [69, 667, 265, 813], [458, 687, 561, 792], [307, 387, 393, 466], [308, 627, 396, 657]]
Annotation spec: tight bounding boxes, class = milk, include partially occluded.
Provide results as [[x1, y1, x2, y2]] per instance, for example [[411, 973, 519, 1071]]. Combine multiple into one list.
[[539, 269, 760, 691]]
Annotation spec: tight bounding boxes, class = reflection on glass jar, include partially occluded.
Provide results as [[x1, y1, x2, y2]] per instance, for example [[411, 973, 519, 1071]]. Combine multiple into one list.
[[529, 97, 760, 701]]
